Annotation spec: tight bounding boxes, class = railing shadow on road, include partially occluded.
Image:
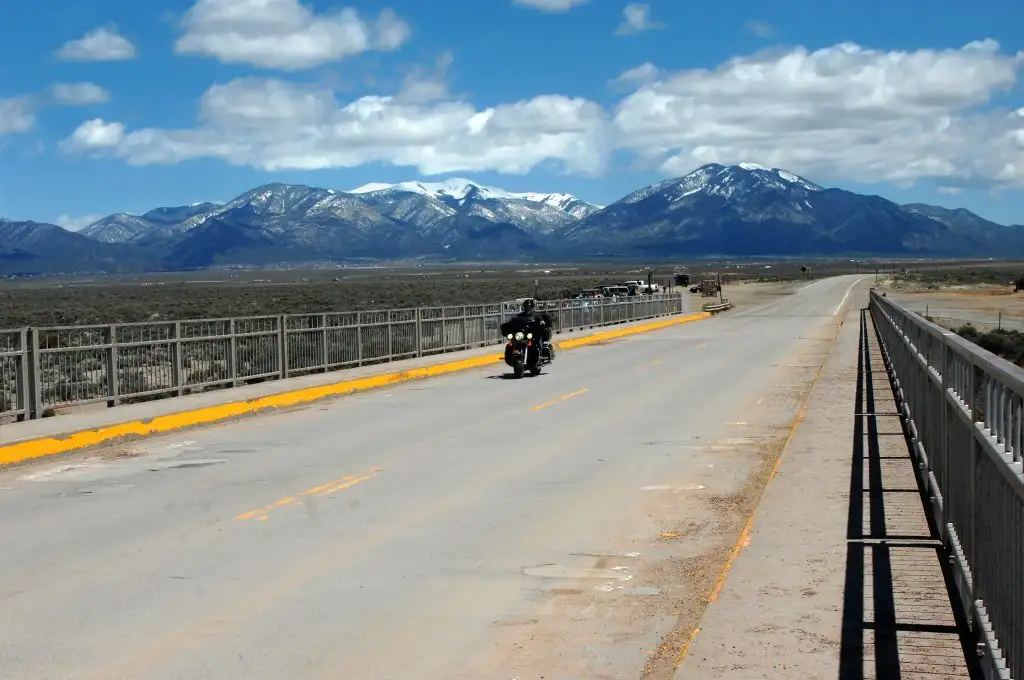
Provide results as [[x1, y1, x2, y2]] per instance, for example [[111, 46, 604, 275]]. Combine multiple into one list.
[[837, 308, 983, 680]]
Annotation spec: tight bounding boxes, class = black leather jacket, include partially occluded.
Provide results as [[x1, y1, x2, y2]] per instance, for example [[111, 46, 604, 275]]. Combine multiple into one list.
[[515, 310, 553, 339]]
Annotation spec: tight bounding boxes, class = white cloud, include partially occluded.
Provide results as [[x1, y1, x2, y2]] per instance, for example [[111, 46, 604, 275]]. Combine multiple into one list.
[[174, 0, 411, 70], [60, 75, 610, 176], [396, 51, 455, 105], [55, 214, 103, 231], [615, 3, 664, 36], [512, 0, 590, 11], [613, 39, 1024, 189], [61, 119, 126, 150], [57, 38, 1024, 192], [0, 97, 35, 136], [608, 62, 661, 90], [50, 83, 111, 106], [744, 20, 775, 38], [56, 26, 136, 61]]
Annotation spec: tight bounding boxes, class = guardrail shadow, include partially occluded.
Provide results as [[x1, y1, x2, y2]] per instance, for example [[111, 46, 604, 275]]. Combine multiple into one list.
[[837, 308, 982, 680]]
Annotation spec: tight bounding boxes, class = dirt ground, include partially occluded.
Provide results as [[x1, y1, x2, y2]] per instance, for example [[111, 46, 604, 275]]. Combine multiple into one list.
[[694, 279, 808, 311], [878, 278, 1024, 331]]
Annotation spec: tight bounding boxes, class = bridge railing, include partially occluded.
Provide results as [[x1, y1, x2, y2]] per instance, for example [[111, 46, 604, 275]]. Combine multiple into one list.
[[870, 290, 1022, 680], [0, 293, 688, 421]]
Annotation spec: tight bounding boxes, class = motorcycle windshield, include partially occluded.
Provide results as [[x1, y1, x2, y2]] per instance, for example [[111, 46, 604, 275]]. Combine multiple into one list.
[[500, 317, 537, 336]]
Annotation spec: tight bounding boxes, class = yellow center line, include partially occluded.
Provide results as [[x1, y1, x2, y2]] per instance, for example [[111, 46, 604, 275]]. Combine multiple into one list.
[[302, 475, 357, 496], [235, 470, 378, 521], [530, 388, 589, 412], [308, 475, 373, 498]]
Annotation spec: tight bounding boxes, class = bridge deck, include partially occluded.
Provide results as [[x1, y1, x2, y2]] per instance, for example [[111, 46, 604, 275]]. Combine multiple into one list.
[[4, 275, 984, 679], [676, 307, 980, 679]]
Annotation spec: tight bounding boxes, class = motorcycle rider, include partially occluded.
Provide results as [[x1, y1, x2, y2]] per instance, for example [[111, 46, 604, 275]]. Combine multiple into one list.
[[515, 298, 555, 360]]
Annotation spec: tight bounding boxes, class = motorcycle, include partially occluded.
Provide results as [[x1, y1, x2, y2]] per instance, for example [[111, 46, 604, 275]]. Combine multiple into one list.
[[499, 317, 553, 378]]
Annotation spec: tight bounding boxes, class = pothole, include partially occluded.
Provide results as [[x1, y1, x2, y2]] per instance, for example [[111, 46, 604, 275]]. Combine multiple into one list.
[[641, 484, 706, 491], [148, 459, 228, 471], [523, 564, 633, 580], [490, 618, 539, 627]]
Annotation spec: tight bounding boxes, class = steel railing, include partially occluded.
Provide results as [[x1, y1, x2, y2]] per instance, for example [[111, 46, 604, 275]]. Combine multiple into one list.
[[0, 294, 688, 421], [1, 329, 29, 420], [870, 290, 1022, 680]]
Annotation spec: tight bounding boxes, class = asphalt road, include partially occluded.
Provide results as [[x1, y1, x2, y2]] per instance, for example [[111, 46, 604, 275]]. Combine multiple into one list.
[[0, 274, 870, 680]]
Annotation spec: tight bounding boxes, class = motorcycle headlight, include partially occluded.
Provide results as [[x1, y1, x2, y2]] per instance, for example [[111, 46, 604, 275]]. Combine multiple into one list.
[[526, 332, 533, 339], [514, 331, 525, 340], [507, 333, 513, 339]]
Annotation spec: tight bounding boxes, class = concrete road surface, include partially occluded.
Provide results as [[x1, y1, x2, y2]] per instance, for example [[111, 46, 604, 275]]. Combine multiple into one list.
[[0, 275, 870, 680]]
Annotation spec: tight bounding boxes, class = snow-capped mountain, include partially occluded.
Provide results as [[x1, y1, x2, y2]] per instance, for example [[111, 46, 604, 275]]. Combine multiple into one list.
[[5, 164, 1024, 274], [557, 162, 1024, 257], [616, 162, 822, 206], [351, 178, 601, 213], [350, 178, 602, 234], [82, 202, 220, 243]]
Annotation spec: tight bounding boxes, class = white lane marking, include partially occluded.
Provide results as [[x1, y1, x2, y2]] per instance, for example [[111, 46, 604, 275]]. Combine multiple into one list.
[[801, 278, 829, 290], [834, 275, 873, 316]]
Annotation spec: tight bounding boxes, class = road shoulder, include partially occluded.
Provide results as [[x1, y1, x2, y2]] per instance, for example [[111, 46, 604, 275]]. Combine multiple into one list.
[[675, 294, 862, 679]]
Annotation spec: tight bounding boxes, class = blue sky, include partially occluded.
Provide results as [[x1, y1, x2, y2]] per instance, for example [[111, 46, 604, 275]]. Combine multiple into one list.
[[2, 0, 1024, 228]]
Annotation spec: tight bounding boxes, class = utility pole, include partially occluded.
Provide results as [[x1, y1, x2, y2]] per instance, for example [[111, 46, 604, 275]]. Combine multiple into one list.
[[717, 272, 724, 305]]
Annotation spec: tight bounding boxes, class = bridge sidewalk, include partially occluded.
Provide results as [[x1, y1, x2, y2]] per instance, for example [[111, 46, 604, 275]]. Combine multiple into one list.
[[675, 301, 982, 679]]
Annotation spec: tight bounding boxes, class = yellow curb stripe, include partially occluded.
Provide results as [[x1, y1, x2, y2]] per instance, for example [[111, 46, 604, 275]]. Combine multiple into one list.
[[0, 311, 710, 468], [556, 312, 709, 349]]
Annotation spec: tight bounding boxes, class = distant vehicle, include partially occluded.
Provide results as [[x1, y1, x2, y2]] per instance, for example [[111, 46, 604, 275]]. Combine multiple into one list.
[[624, 279, 659, 295]]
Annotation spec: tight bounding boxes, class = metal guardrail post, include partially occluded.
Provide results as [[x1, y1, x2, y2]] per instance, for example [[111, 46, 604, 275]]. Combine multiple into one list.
[[228, 318, 238, 386], [281, 316, 291, 379], [414, 308, 423, 357], [276, 315, 286, 380], [28, 329, 41, 419], [319, 313, 328, 373], [172, 321, 184, 396], [461, 306, 468, 350], [356, 314, 363, 366], [13, 329, 27, 421], [386, 311, 394, 360], [106, 324, 119, 408]]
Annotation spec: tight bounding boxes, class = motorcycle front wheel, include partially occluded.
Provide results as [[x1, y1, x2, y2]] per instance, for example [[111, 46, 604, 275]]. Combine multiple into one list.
[[513, 356, 525, 379]]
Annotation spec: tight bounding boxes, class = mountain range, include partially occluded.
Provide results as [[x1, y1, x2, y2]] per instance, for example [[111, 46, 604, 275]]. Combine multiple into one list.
[[2, 163, 1023, 275]]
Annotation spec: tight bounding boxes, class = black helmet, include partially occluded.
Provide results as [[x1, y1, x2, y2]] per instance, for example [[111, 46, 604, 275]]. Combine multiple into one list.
[[521, 298, 535, 312]]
